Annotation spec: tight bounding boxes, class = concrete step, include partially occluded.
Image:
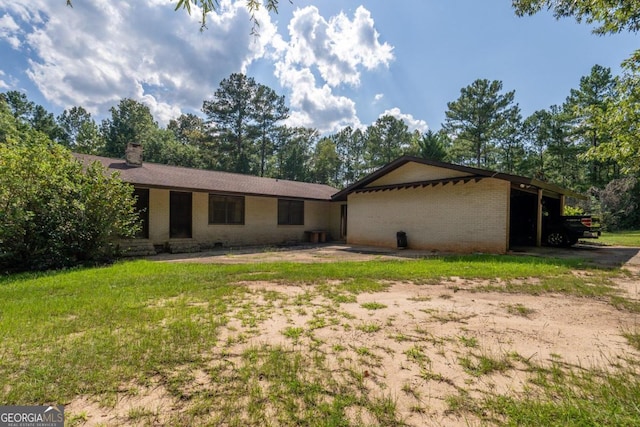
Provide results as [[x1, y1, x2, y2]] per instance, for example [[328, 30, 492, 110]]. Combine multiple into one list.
[[167, 239, 202, 254], [117, 240, 157, 257]]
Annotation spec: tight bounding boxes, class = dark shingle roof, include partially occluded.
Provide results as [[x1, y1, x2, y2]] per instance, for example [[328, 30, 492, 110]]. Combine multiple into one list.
[[74, 154, 338, 201]]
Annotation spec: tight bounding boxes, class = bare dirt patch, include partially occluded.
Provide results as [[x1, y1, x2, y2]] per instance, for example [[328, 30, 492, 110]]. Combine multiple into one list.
[[67, 244, 640, 426], [237, 279, 639, 426]]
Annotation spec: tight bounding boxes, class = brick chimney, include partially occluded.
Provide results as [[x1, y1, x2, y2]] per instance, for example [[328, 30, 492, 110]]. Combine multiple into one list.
[[125, 142, 143, 167]]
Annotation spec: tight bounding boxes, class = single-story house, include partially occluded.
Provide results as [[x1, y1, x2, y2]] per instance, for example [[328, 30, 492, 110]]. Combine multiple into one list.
[[75, 144, 342, 254], [75, 146, 584, 255], [332, 156, 584, 254]]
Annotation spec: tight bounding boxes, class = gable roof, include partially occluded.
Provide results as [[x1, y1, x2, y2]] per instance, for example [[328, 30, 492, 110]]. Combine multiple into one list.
[[74, 154, 338, 201], [332, 156, 585, 201]]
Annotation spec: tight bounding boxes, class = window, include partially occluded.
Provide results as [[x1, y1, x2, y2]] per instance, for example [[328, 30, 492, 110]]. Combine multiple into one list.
[[278, 199, 304, 225], [209, 194, 245, 225]]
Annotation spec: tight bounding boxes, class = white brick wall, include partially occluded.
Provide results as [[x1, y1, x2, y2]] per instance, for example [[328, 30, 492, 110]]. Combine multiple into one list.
[[347, 178, 509, 253]]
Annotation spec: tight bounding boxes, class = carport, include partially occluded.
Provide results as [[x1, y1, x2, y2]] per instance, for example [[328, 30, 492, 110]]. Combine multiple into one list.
[[508, 179, 585, 248]]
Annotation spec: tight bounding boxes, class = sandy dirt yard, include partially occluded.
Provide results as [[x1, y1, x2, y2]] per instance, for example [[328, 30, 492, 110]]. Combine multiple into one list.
[[68, 244, 640, 426]]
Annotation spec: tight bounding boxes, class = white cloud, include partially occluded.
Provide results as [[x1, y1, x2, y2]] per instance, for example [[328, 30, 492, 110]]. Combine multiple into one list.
[[1, 2, 394, 133], [275, 5, 393, 133], [380, 107, 429, 133], [374, 93, 384, 102], [275, 65, 360, 132], [2, 0, 277, 124], [0, 70, 9, 89], [0, 13, 22, 49], [283, 6, 393, 88]]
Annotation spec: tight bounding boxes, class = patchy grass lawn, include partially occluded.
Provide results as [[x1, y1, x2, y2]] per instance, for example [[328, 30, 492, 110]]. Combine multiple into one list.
[[598, 230, 640, 247], [1, 256, 639, 426]]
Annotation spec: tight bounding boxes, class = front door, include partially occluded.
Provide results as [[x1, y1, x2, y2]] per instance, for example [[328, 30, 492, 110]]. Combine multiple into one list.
[[133, 188, 150, 239], [170, 191, 192, 238]]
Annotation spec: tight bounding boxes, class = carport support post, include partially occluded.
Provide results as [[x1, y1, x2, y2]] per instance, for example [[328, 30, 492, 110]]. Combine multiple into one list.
[[536, 188, 543, 247]]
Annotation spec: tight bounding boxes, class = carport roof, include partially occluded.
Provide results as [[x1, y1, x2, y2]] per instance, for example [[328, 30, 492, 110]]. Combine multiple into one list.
[[74, 154, 338, 201], [332, 156, 586, 201]]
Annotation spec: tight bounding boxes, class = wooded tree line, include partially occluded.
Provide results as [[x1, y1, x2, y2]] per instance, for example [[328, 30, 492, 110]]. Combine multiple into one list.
[[1, 0, 636, 273], [2, 61, 639, 229]]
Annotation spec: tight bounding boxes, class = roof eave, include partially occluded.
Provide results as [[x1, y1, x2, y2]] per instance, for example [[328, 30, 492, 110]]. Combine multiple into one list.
[[332, 155, 587, 201]]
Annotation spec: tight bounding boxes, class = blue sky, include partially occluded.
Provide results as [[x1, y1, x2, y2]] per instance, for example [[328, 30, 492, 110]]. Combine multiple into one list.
[[0, 1, 637, 134]]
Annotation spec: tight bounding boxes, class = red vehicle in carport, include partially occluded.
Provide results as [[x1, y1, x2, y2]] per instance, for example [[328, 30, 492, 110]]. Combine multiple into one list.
[[543, 215, 601, 247]]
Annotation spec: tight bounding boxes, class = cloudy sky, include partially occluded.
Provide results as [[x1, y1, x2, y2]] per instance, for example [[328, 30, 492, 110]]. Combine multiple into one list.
[[0, 1, 637, 134]]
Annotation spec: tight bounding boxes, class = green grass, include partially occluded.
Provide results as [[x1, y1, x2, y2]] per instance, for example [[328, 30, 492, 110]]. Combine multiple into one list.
[[622, 329, 640, 351], [506, 303, 535, 317], [597, 230, 640, 247], [458, 335, 479, 348], [404, 345, 429, 366], [356, 322, 382, 333], [479, 360, 640, 426], [458, 352, 512, 377], [0, 255, 635, 424], [282, 326, 304, 341], [360, 301, 387, 310]]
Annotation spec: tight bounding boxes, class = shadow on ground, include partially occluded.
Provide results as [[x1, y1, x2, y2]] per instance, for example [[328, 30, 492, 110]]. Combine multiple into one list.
[[150, 242, 640, 270]]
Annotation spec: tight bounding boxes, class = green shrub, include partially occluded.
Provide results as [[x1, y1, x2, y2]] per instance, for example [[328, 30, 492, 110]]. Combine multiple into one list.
[[0, 138, 140, 272], [563, 205, 584, 216]]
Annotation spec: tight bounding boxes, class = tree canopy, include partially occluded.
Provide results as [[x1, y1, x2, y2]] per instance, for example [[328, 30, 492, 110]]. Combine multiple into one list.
[[512, 0, 640, 35], [4, 58, 640, 232], [444, 79, 521, 169], [67, 0, 284, 31]]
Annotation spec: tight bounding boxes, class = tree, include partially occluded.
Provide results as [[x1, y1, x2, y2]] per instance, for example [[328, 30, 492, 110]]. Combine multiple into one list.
[[0, 91, 34, 124], [543, 105, 583, 189], [512, 0, 640, 35], [417, 129, 449, 162], [0, 96, 19, 143], [144, 128, 204, 168], [253, 84, 289, 177], [202, 73, 259, 174], [57, 106, 102, 154], [365, 115, 413, 169], [272, 126, 315, 182], [593, 176, 640, 231], [495, 118, 525, 174], [31, 105, 63, 142], [1, 91, 63, 141], [172, 0, 282, 30], [66, 0, 284, 30], [168, 113, 207, 146], [443, 79, 520, 169], [333, 126, 366, 186], [564, 64, 619, 187], [0, 102, 140, 271], [310, 137, 341, 186], [586, 59, 640, 175], [101, 98, 159, 158], [522, 109, 554, 180]]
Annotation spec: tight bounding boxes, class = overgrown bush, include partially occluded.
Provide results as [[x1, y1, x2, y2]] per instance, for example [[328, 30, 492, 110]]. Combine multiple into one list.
[[0, 138, 140, 272], [594, 177, 640, 231]]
